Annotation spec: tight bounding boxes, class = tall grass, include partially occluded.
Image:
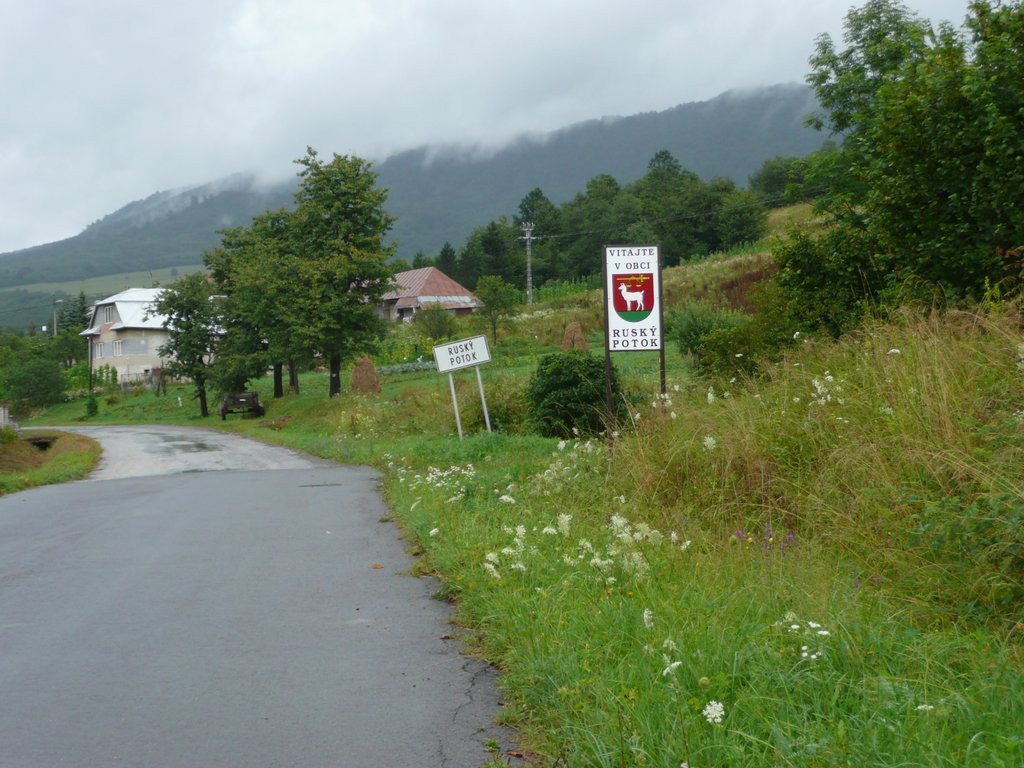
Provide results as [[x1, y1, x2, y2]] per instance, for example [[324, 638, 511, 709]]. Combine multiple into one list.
[[385, 306, 1024, 766]]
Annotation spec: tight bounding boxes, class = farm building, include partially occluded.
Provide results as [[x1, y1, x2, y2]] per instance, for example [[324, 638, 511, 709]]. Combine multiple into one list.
[[378, 267, 480, 322]]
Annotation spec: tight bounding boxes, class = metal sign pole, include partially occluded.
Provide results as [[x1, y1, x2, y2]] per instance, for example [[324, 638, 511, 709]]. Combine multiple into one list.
[[448, 372, 464, 439], [475, 366, 492, 433]]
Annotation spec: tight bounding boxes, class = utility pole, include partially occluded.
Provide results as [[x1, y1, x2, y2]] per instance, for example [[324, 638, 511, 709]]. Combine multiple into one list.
[[519, 221, 535, 306]]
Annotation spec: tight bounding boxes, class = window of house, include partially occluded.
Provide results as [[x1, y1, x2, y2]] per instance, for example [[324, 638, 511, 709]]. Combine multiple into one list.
[[113, 340, 124, 356], [94, 341, 104, 358], [103, 305, 115, 324]]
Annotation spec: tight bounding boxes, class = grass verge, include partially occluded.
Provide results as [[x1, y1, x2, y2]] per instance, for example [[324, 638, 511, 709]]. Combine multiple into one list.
[[0, 430, 101, 495]]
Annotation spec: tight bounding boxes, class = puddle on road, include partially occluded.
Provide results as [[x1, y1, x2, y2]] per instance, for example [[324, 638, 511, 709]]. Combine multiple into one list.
[[154, 435, 222, 454]]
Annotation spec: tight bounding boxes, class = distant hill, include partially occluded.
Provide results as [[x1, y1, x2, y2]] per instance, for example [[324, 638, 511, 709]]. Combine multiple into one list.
[[0, 83, 824, 330], [378, 83, 823, 258]]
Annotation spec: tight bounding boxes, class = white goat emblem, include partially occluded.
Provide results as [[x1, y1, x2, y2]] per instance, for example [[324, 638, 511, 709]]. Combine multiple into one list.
[[618, 282, 645, 311]]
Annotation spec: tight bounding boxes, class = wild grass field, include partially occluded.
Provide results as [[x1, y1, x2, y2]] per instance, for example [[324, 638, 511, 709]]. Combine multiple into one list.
[[19, 243, 1024, 767]]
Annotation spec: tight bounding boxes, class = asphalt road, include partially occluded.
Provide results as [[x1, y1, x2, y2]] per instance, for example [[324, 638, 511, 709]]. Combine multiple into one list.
[[0, 427, 515, 767]]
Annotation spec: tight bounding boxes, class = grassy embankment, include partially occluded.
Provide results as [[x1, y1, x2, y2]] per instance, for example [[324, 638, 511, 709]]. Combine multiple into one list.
[[0, 429, 101, 495], [18, 214, 1024, 766]]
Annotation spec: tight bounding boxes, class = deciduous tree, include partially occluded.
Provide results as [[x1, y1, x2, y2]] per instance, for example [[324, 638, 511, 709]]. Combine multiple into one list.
[[153, 274, 222, 417]]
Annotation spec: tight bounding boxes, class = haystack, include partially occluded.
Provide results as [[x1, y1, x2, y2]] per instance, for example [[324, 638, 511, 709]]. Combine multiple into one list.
[[350, 355, 381, 393], [561, 322, 589, 353]]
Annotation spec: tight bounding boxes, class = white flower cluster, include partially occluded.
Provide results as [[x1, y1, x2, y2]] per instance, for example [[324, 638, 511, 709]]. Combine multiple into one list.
[[702, 699, 726, 725], [482, 524, 533, 579], [778, 612, 832, 661], [482, 510, 688, 588], [532, 438, 606, 496], [810, 371, 844, 407], [408, 463, 476, 503]]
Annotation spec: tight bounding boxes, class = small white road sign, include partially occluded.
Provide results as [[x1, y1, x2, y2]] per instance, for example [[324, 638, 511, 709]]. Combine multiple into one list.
[[433, 335, 491, 373]]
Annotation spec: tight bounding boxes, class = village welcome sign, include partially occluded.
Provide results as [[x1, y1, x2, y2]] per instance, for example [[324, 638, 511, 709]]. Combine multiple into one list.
[[604, 245, 663, 351]]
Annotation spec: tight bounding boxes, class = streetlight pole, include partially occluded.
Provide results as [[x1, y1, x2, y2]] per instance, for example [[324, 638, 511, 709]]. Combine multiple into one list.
[[52, 298, 63, 338]]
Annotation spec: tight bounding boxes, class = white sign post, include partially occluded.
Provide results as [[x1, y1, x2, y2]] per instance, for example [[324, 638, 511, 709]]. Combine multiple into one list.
[[604, 245, 664, 352], [433, 335, 493, 439], [603, 245, 667, 427]]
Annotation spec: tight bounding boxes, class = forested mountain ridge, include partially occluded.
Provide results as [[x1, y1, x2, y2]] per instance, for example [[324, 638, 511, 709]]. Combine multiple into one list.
[[0, 83, 824, 329], [377, 83, 822, 259]]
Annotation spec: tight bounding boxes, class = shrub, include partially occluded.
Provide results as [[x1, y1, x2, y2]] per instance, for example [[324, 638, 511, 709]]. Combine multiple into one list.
[[0, 425, 17, 444], [85, 393, 99, 418], [693, 280, 800, 377], [526, 351, 621, 438], [774, 227, 890, 336], [462, 376, 530, 435], [665, 300, 746, 356], [5, 357, 66, 415], [414, 304, 456, 341]]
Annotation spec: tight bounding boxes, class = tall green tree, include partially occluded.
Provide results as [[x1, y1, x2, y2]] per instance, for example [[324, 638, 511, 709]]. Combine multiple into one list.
[[153, 274, 222, 417], [290, 148, 396, 397], [514, 188, 562, 285], [474, 275, 521, 345], [436, 242, 458, 276], [206, 209, 306, 397], [779, 0, 1024, 329]]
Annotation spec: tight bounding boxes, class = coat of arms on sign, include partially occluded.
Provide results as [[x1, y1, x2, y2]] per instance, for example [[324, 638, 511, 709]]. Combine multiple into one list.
[[612, 273, 654, 321]]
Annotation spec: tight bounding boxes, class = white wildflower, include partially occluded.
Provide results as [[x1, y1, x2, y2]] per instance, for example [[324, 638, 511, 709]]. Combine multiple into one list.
[[702, 700, 726, 724], [542, 526, 558, 535], [887, 348, 901, 355], [916, 704, 935, 712], [702, 435, 717, 451], [557, 513, 572, 536], [483, 562, 501, 580], [428, 528, 439, 537], [643, 608, 655, 629], [662, 660, 683, 677], [706, 387, 716, 404], [499, 494, 516, 504]]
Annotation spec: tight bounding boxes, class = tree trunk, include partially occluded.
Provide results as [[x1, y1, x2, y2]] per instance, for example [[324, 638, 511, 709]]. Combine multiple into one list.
[[273, 363, 284, 398], [329, 354, 341, 397], [288, 359, 300, 394], [197, 378, 209, 418]]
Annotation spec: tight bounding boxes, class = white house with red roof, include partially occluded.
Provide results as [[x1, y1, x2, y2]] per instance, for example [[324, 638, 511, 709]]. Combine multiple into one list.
[[379, 267, 481, 322], [80, 288, 169, 382]]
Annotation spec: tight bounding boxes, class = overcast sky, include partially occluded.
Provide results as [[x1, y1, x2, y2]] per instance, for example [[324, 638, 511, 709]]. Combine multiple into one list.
[[0, 0, 971, 254]]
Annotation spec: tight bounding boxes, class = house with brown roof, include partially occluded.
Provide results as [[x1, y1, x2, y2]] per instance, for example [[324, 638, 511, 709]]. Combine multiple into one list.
[[378, 267, 481, 322]]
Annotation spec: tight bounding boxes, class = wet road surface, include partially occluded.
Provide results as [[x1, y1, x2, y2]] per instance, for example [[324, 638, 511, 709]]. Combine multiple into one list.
[[0, 427, 515, 767]]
